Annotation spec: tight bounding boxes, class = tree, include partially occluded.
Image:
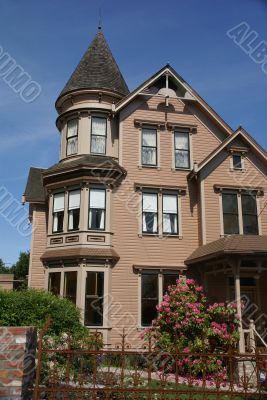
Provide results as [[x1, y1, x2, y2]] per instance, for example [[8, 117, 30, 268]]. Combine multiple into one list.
[[0, 258, 11, 274], [10, 251, 29, 280]]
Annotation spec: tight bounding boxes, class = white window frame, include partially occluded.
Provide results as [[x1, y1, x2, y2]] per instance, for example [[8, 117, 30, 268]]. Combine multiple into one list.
[[230, 153, 245, 171], [138, 271, 180, 328]]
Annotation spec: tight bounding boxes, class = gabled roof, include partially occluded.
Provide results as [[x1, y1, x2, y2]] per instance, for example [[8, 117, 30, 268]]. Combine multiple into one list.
[[186, 235, 267, 265], [24, 167, 46, 203], [191, 127, 267, 177], [58, 31, 129, 100], [115, 64, 233, 136]]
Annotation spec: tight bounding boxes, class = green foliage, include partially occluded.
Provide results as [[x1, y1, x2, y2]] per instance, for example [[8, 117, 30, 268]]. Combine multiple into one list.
[[10, 251, 29, 280], [0, 288, 87, 337], [146, 279, 240, 377], [0, 258, 11, 274]]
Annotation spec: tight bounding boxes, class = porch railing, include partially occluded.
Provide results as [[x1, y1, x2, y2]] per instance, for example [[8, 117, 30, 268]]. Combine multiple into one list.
[[244, 319, 267, 352]]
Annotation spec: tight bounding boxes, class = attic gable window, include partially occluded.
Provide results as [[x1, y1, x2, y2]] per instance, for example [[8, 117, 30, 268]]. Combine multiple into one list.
[[66, 119, 78, 156], [174, 129, 190, 169], [142, 128, 157, 166], [91, 117, 107, 155], [233, 154, 242, 170]]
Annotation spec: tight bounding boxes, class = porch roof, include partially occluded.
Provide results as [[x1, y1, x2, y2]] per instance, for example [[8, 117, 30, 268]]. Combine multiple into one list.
[[185, 235, 267, 265]]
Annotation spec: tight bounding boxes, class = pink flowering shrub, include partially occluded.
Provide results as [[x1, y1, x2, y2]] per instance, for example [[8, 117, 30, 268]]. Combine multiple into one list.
[[146, 278, 240, 377]]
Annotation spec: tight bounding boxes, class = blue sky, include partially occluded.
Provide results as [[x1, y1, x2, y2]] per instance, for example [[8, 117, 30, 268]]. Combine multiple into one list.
[[0, 0, 266, 265]]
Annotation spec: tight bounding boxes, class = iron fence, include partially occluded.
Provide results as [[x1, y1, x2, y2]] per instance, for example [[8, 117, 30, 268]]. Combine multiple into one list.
[[32, 324, 267, 399]]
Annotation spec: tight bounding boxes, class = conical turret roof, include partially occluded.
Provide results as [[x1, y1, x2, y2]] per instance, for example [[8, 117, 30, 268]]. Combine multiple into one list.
[[58, 31, 129, 98]]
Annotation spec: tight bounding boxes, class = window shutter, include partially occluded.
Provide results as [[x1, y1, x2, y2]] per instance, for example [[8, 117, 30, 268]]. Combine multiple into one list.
[[53, 193, 64, 212]]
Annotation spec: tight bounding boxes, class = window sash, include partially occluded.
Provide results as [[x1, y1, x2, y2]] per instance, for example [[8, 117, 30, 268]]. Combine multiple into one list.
[[89, 189, 106, 230], [241, 194, 258, 235], [174, 131, 190, 169], [233, 154, 242, 169], [67, 119, 78, 138], [66, 119, 78, 156], [84, 271, 104, 326], [91, 117, 107, 154], [68, 190, 80, 231], [64, 271, 77, 304], [53, 211, 64, 233], [142, 128, 157, 166], [222, 193, 239, 234], [142, 193, 158, 233], [141, 274, 158, 326], [53, 193, 64, 212]]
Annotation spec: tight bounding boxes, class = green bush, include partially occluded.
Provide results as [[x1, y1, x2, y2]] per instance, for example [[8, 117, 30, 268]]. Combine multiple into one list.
[[0, 288, 86, 337]]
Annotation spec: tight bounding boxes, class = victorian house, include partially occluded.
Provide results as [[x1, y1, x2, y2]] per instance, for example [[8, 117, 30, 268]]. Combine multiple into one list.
[[24, 30, 267, 350]]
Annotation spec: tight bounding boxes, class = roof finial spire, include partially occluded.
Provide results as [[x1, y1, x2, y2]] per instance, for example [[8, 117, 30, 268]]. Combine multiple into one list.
[[98, 7, 102, 30]]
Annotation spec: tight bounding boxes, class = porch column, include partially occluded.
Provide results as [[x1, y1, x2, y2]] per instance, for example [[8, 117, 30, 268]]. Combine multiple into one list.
[[234, 262, 245, 353]]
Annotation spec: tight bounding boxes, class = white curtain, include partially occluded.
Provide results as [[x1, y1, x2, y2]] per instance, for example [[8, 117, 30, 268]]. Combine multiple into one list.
[[175, 131, 189, 150], [68, 190, 80, 230], [91, 135, 106, 154], [67, 137, 78, 155], [92, 117, 106, 136], [67, 119, 78, 138], [142, 129, 156, 165], [143, 193, 157, 233]]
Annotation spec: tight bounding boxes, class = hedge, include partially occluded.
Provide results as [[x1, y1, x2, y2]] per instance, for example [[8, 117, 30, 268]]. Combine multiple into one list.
[[0, 289, 86, 336]]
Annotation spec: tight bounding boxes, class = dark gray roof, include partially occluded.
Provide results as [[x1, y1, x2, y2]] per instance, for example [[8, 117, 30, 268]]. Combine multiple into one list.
[[43, 154, 125, 175], [186, 235, 267, 265], [58, 31, 129, 98], [24, 167, 46, 203]]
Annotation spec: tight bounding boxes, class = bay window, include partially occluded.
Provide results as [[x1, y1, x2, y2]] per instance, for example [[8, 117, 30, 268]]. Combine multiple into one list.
[[89, 188, 106, 230], [142, 128, 157, 166], [163, 194, 178, 234], [68, 190, 80, 231], [53, 193, 64, 233], [142, 193, 158, 233], [91, 117, 107, 154], [66, 119, 78, 156], [222, 191, 259, 235], [48, 269, 77, 305], [64, 271, 77, 304], [175, 129, 190, 169], [84, 271, 104, 326], [141, 272, 179, 326]]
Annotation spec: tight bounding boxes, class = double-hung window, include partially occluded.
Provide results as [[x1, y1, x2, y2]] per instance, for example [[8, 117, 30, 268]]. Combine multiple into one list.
[[53, 193, 64, 233], [142, 128, 157, 166], [163, 194, 178, 234], [233, 154, 242, 170], [89, 188, 106, 230], [91, 117, 107, 154], [222, 192, 259, 235], [84, 271, 104, 326], [174, 129, 190, 169], [142, 193, 158, 233], [141, 272, 179, 326], [241, 194, 258, 234], [222, 193, 239, 235], [66, 119, 78, 156], [68, 190, 80, 231]]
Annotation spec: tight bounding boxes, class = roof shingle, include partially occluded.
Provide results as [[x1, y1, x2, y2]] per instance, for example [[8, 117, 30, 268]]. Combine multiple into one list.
[[24, 167, 46, 203], [58, 31, 129, 99]]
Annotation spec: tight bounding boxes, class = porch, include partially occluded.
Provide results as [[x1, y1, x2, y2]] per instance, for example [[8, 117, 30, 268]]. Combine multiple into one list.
[[186, 235, 267, 353]]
